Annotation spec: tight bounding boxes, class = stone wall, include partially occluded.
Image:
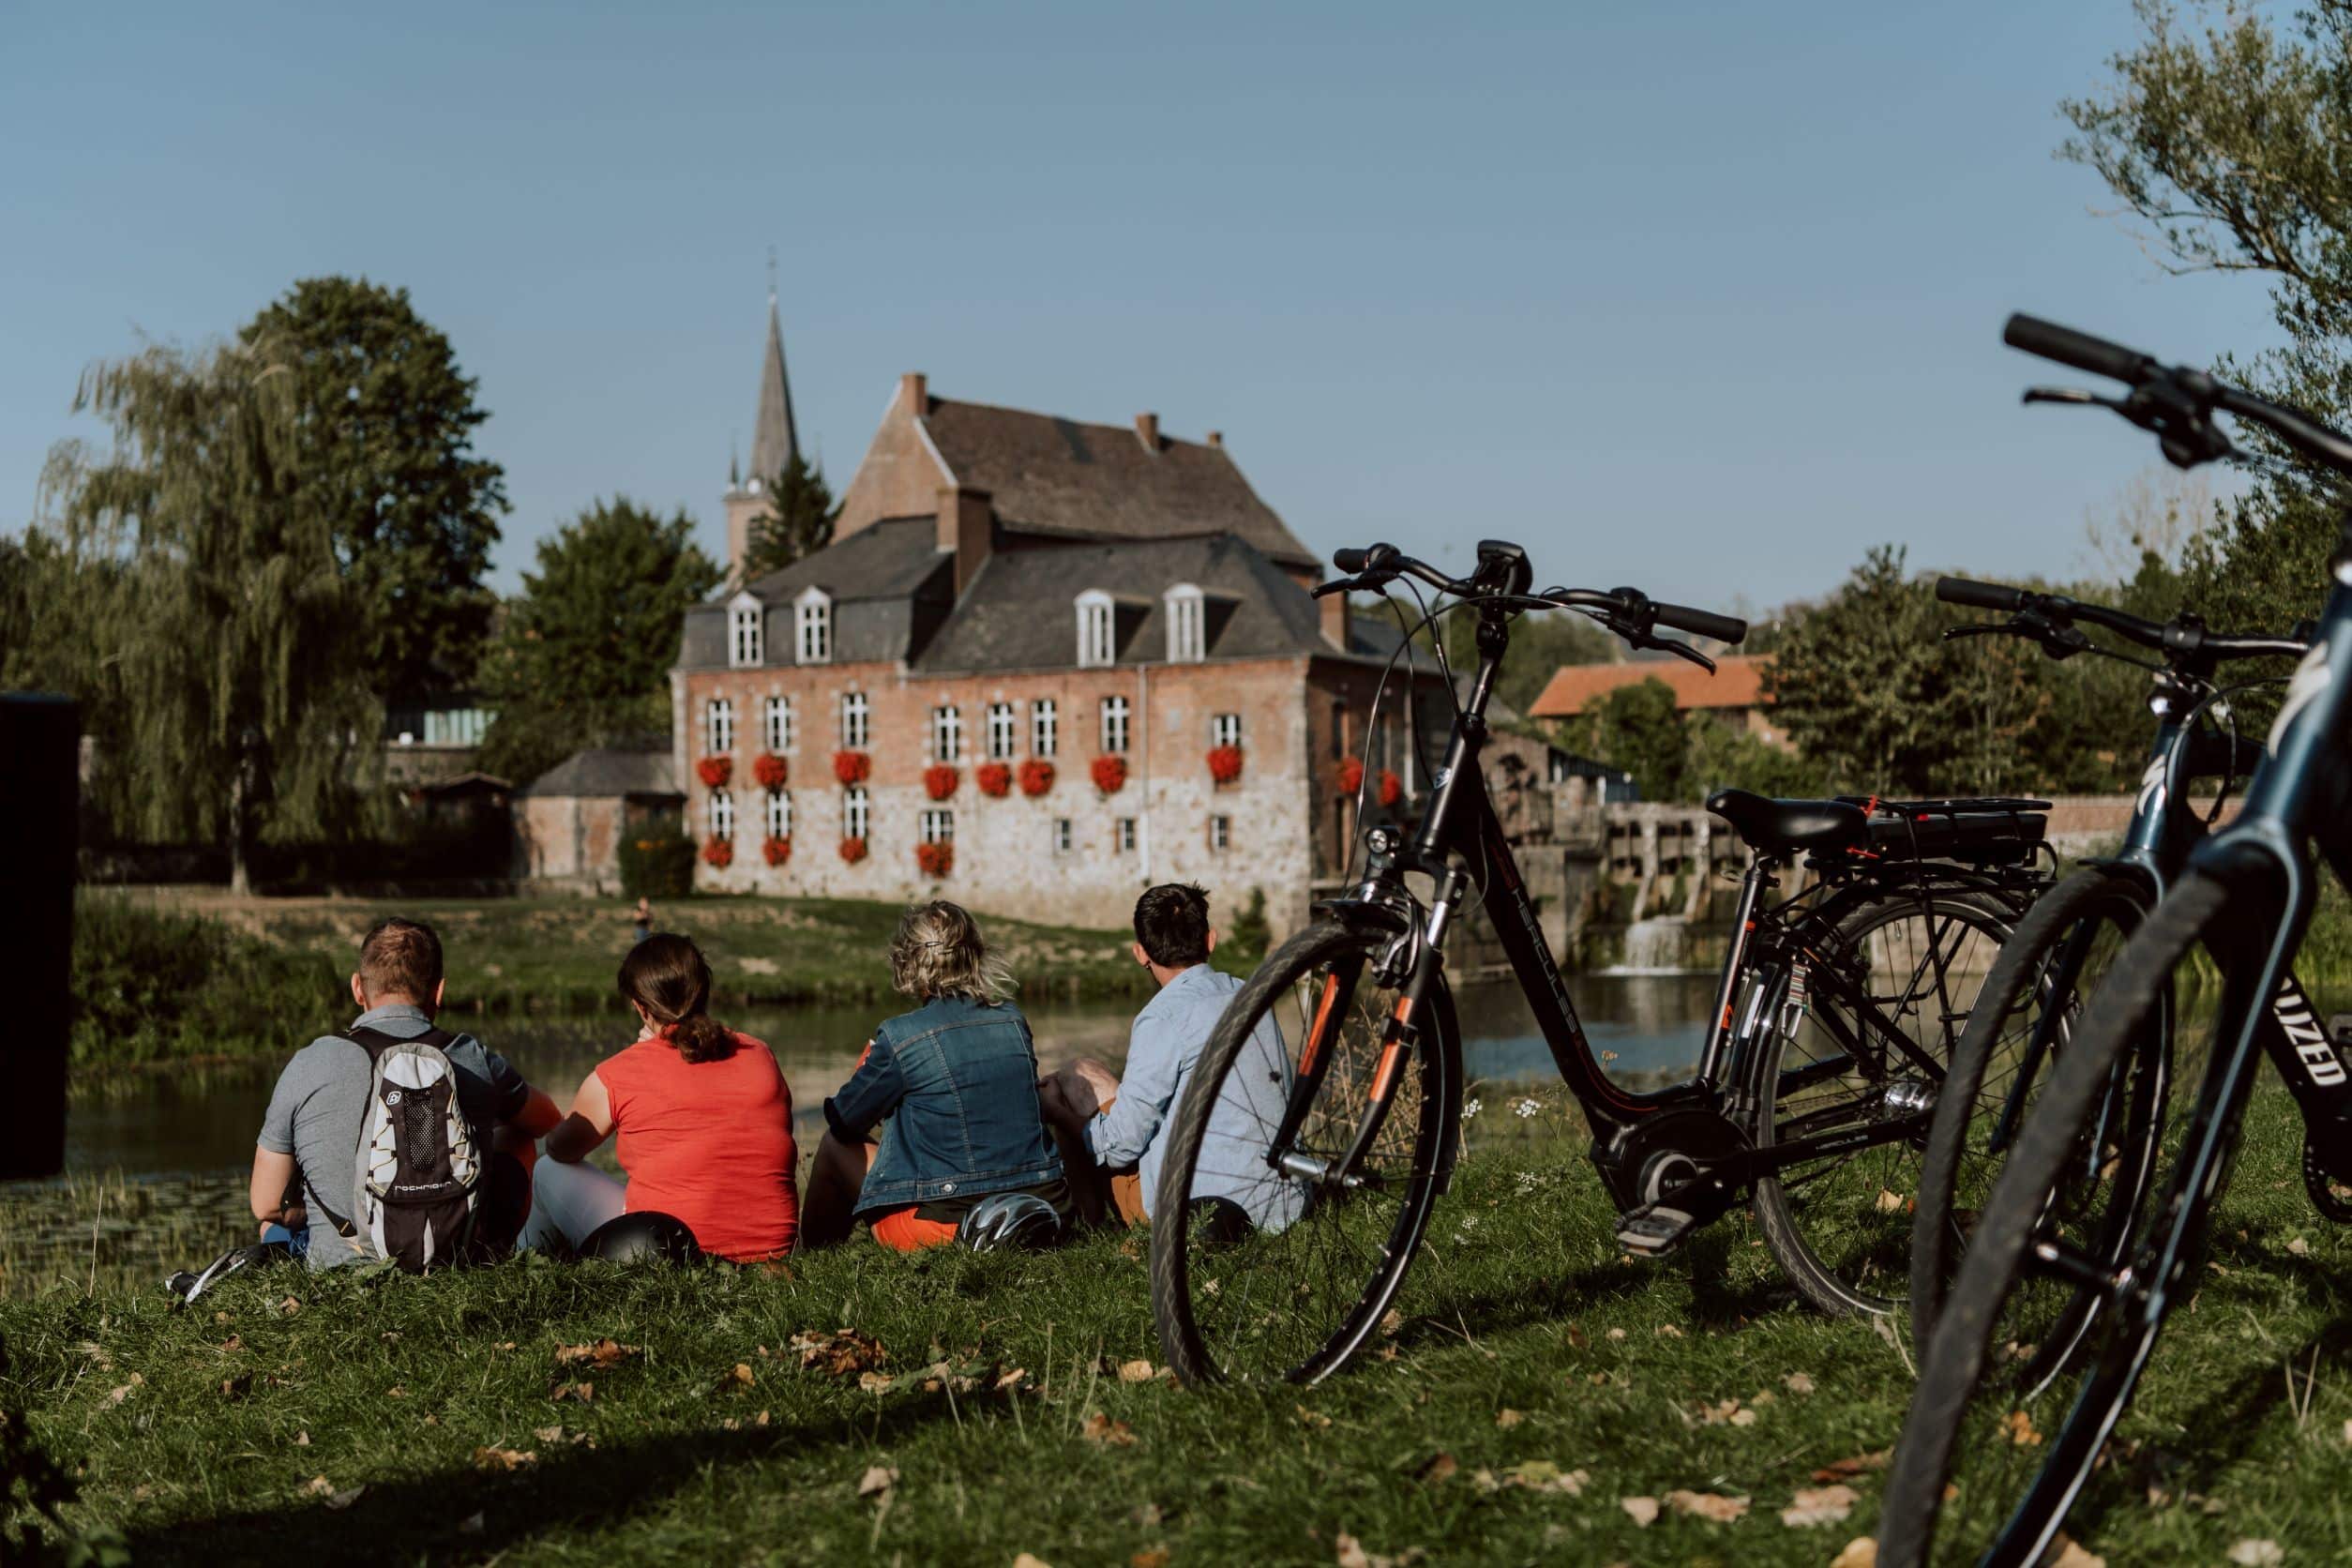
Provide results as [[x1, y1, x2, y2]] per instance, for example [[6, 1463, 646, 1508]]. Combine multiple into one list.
[[515, 795, 626, 895]]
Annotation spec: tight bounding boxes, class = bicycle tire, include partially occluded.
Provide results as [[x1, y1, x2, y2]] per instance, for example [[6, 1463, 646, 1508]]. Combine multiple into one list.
[[1880, 872, 2237, 1568], [1151, 919, 1458, 1386], [1749, 885, 2022, 1319], [1909, 867, 2148, 1345]]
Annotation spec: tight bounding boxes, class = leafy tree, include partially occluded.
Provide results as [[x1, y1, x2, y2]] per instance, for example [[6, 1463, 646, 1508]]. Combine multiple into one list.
[[42, 337, 378, 894], [239, 277, 505, 701], [1682, 715, 1823, 801], [478, 498, 722, 787], [2060, 0, 2352, 635], [741, 453, 836, 580], [1556, 679, 1689, 802]]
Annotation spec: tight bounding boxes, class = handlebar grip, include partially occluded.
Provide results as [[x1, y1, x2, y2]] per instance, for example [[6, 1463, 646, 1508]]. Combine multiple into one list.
[[1332, 548, 1370, 574], [1937, 576, 2026, 613], [1650, 601, 1747, 646], [2002, 313, 2155, 384]]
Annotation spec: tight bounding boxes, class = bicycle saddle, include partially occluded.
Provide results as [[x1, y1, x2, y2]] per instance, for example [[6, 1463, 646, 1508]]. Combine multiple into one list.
[[1705, 788, 1867, 857]]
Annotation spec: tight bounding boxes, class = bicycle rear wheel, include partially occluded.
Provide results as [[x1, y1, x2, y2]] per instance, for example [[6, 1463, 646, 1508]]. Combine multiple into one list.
[[1879, 871, 2254, 1567], [1748, 885, 2023, 1318], [1908, 867, 2147, 1344], [1150, 920, 1458, 1386]]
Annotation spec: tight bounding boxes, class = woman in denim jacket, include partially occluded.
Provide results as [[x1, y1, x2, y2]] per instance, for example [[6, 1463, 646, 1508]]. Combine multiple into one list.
[[799, 901, 1069, 1250]]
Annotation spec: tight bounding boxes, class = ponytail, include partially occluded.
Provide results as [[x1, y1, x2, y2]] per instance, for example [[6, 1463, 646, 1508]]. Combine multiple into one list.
[[617, 934, 737, 1063]]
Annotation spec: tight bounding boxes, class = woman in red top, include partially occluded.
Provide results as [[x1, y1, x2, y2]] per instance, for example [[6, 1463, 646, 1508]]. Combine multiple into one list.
[[520, 934, 798, 1261]]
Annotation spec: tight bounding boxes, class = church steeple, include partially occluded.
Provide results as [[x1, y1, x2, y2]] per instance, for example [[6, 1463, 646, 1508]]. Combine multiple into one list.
[[724, 267, 801, 585]]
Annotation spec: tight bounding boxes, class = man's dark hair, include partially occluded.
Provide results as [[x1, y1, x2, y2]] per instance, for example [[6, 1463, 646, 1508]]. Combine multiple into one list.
[[358, 917, 444, 1002], [1134, 882, 1212, 969]]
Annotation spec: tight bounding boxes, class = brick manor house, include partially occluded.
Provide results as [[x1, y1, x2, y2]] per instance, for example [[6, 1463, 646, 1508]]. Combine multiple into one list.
[[669, 301, 1436, 934]]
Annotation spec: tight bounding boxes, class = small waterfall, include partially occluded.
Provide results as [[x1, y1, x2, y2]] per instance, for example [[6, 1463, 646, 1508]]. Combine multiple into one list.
[[1606, 914, 1700, 976]]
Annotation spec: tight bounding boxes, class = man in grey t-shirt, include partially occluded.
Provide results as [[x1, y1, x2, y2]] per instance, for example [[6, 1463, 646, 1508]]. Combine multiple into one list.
[[250, 917, 559, 1271]]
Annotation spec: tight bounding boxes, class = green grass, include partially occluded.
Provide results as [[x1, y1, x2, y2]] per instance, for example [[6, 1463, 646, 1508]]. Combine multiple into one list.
[[73, 892, 1182, 1080], [7, 1088, 2350, 1565]]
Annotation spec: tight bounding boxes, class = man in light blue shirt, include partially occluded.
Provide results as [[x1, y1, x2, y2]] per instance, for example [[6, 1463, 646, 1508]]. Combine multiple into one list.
[[1040, 884, 1305, 1234]]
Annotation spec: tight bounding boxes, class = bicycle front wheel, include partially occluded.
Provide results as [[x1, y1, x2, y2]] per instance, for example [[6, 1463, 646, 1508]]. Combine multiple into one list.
[[1749, 885, 2023, 1318], [1150, 920, 1458, 1386], [1909, 867, 2148, 1345]]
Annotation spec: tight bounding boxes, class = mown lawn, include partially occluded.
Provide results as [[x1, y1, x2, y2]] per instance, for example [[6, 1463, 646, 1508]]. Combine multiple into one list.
[[7, 1084, 2351, 1566]]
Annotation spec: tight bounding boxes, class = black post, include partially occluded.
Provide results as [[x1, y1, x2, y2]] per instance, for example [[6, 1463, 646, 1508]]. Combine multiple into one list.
[[1, 694, 79, 1180]]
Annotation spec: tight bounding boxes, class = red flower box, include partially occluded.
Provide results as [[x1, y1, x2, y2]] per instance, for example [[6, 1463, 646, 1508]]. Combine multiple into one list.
[[915, 841, 955, 877], [832, 749, 871, 785], [1092, 755, 1128, 795], [1206, 744, 1244, 785], [697, 755, 732, 789], [837, 836, 868, 865], [761, 835, 792, 867], [1378, 768, 1404, 807], [1018, 760, 1055, 797], [975, 761, 1014, 797], [752, 752, 789, 791], [924, 764, 959, 801], [1335, 757, 1365, 796], [701, 835, 733, 868]]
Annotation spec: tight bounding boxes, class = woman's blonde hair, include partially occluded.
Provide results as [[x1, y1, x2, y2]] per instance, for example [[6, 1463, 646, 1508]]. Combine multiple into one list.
[[889, 900, 1014, 1003]]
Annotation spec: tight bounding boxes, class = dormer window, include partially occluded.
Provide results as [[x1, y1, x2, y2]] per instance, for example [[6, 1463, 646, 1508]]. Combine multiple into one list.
[[1076, 589, 1115, 669], [729, 592, 763, 669], [796, 586, 832, 665], [1165, 583, 1206, 663]]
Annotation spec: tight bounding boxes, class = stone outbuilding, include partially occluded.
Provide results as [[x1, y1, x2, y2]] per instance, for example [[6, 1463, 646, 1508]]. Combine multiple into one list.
[[514, 747, 684, 894]]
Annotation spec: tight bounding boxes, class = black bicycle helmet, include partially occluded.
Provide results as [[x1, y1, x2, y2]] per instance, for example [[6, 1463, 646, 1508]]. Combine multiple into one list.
[[956, 1193, 1063, 1252], [578, 1211, 704, 1265]]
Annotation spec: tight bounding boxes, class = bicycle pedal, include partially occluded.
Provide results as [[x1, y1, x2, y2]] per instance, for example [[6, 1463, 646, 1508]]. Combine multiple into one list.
[[1615, 1203, 1697, 1258]]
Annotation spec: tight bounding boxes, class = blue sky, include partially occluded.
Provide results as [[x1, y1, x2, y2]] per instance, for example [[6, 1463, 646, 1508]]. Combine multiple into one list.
[[0, 0, 2283, 615]]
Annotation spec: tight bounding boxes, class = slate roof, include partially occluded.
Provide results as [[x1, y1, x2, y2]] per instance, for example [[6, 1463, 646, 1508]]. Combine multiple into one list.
[[519, 747, 680, 799], [1528, 654, 1775, 718], [740, 517, 950, 604], [920, 399, 1317, 569]]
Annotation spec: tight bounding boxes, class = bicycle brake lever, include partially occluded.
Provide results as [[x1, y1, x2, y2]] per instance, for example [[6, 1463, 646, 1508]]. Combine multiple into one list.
[[2023, 385, 2130, 412]]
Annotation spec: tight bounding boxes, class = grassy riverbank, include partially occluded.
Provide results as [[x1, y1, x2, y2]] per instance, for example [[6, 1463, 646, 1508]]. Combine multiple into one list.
[[70, 892, 1175, 1079], [7, 1091, 2351, 1565]]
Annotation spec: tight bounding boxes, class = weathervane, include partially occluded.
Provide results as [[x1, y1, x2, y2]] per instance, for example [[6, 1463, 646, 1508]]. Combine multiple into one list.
[[766, 246, 777, 305]]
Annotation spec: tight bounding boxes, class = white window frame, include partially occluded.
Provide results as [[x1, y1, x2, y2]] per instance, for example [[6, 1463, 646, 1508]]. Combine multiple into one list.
[[795, 586, 833, 665], [729, 591, 764, 669], [986, 701, 1017, 761], [920, 808, 955, 845], [839, 690, 869, 749], [762, 694, 793, 754], [765, 789, 792, 840], [1211, 712, 1242, 749], [1052, 819, 1072, 854], [1076, 589, 1115, 668], [843, 785, 869, 841], [1165, 582, 1205, 663], [709, 790, 735, 841], [929, 704, 964, 763], [1100, 694, 1130, 755], [706, 697, 735, 754], [1210, 815, 1231, 852], [1115, 817, 1137, 853], [1032, 699, 1058, 758]]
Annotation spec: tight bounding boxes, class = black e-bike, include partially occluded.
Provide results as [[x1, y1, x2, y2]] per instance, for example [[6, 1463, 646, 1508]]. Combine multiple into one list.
[[1881, 315, 2352, 1567]]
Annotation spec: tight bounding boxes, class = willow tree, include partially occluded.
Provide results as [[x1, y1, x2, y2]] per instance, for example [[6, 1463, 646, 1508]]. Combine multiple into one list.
[[49, 336, 377, 893]]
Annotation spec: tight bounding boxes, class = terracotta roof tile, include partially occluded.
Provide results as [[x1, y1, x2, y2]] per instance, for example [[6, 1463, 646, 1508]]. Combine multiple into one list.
[[1527, 654, 1774, 718]]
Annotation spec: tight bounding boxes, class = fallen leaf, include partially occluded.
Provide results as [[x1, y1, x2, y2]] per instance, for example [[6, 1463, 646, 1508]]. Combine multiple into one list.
[[1830, 1539, 1877, 1568], [2227, 1543, 2284, 1568], [1082, 1412, 1138, 1447], [279, 1295, 301, 1316], [1654, 1323, 1683, 1339], [857, 1464, 899, 1499], [1621, 1496, 1660, 1527], [1813, 1448, 1893, 1482], [1296, 1403, 1333, 1430], [1118, 1359, 1156, 1383], [2051, 1542, 2105, 1568], [386, 1385, 405, 1398], [1132, 1551, 1170, 1568], [325, 1485, 366, 1511], [1566, 1322, 1589, 1350], [217, 1335, 243, 1354], [302, 1475, 335, 1497], [996, 1367, 1030, 1391], [1495, 1408, 1524, 1428], [1876, 1189, 1906, 1213], [858, 1370, 894, 1395], [473, 1446, 539, 1471], [1503, 1460, 1586, 1495], [1606, 1327, 1627, 1340], [792, 1327, 889, 1378], [1784, 1372, 1816, 1395], [104, 1375, 142, 1406], [2000, 1410, 2043, 1447], [219, 1375, 251, 1401], [1335, 1534, 1371, 1568], [294, 1431, 310, 1447], [2288, 1237, 2311, 1257], [553, 1339, 640, 1369], [1012, 1557, 1053, 1568], [1667, 1489, 1750, 1522], [1780, 1484, 1858, 1527], [1416, 1452, 1458, 1485], [725, 1362, 756, 1388], [549, 1380, 594, 1403]]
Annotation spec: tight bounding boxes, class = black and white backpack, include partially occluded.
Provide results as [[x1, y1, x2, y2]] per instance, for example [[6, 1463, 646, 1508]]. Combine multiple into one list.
[[320, 1025, 487, 1272]]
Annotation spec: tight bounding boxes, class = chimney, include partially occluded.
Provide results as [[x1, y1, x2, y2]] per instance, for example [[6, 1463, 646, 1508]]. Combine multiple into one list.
[[938, 485, 993, 598], [1321, 586, 1352, 653], [902, 372, 928, 415], [1135, 412, 1159, 451], [1205, 430, 1223, 449]]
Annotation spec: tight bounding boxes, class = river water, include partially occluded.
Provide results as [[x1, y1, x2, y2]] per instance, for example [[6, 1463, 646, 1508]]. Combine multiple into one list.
[[60, 973, 1717, 1179]]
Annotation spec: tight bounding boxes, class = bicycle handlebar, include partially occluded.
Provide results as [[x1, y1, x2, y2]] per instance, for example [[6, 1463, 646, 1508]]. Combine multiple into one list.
[[2002, 315, 2155, 386], [1935, 577, 2025, 615], [1936, 575, 2304, 665], [1315, 542, 1748, 648]]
